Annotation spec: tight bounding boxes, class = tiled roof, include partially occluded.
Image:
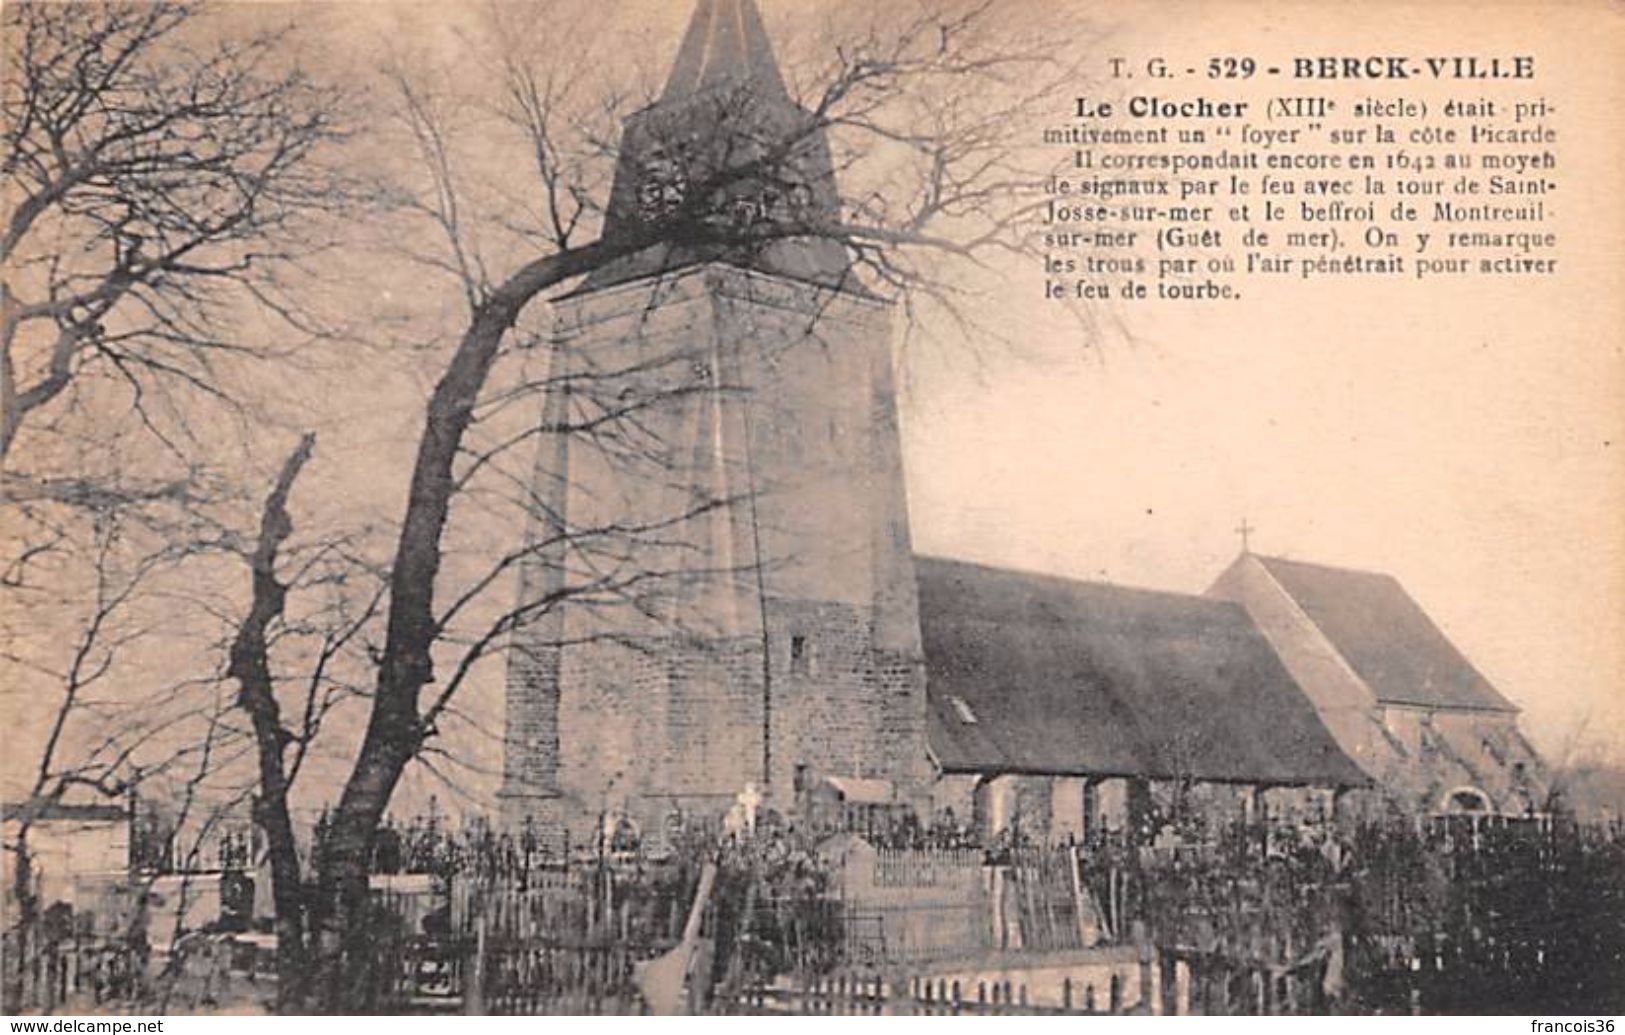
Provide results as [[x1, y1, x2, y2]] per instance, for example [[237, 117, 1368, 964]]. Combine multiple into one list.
[[918, 556, 1369, 787], [1256, 555, 1517, 713]]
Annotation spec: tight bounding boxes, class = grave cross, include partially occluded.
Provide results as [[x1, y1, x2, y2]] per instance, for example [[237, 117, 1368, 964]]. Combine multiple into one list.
[[736, 782, 762, 833]]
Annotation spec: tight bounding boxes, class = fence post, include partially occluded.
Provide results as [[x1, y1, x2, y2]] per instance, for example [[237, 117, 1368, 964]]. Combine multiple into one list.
[[1161, 952, 1178, 1015], [990, 866, 1006, 950], [465, 917, 486, 1015], [1198, 955, 1213, 1016], [1134, 920, 1154, 1014]]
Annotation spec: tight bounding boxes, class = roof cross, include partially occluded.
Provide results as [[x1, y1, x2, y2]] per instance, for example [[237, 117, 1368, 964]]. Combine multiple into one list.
[[1236, 517, 1256, 553]]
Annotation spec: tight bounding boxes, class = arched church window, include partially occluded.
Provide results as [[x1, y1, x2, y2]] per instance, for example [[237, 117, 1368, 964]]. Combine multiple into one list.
[[1443, 787, 1490, 813], [609, 816, 641, 853]]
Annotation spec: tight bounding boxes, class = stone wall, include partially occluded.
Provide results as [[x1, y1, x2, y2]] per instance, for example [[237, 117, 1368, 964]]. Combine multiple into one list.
[[500, 266, 930, 845]]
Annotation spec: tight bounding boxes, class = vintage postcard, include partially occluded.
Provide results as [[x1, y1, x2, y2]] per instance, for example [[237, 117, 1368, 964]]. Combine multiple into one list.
[[2, 0, 1620, 1020]]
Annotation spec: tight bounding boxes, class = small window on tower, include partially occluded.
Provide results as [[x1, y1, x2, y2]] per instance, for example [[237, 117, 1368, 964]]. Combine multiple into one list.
[[790, 634, 809, 675], [949, 695, 978, 725]]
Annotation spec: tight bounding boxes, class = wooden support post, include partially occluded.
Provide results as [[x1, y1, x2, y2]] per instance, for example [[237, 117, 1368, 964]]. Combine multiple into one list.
[[1162, 952, 1178, 1015], [465, 916, 486, 1015], [1135, 920, 1154, 1014]]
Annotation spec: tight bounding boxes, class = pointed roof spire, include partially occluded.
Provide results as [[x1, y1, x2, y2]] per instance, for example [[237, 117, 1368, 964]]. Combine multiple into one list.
[[662, 0, 788, 102], [574, 0, 855, 294]]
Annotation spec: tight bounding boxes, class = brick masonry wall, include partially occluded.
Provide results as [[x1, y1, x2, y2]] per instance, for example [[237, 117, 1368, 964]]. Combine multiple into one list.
[[500, 266, 930, 845], [765, 597, 930, 802]]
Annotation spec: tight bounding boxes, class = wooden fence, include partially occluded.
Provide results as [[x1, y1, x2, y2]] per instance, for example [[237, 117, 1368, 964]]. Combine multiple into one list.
[[359, 820, 1623, 1015], [1160, 944, 1330, 1015], [729, 970, 1131, 1015], [469, 936, 653, 1015], [2, 934, 145, 1014], [996, 849, 1086, 952], [368, 866, 686, 1014], [832, 846, 1086, 963], [871, 848, 984, 888]]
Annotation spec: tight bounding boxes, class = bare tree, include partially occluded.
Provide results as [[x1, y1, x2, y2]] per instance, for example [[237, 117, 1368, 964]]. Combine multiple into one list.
[[216, 1, 1076, 1007], [4, 0, 1079, 1010], [221, 434, 313, 1011], [0, 5, 360, 1011], [0, 1, 349, 477], [0, 498, 244, 1010]]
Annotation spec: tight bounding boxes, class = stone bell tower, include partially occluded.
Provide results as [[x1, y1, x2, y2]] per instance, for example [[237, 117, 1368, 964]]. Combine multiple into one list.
[[498, 0, 929, 844]]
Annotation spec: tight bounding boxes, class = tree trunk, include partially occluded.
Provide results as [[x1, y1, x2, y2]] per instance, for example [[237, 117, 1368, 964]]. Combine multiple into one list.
[[228, 434, 317, 1013], [307, 236, 638, 1010], [4, 834, 37, 1012]]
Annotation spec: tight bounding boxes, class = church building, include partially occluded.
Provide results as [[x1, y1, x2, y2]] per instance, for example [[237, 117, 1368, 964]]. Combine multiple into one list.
[[1209, 552, 1547, 817], [498, 0, 932, 844], [919, 557, 1369, 842], [496, 0, 1541, 849]]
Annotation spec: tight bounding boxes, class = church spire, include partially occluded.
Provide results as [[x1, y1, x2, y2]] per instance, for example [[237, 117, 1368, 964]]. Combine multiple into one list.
[[662, 0, 789, 103], [575, 0, 852, 293]]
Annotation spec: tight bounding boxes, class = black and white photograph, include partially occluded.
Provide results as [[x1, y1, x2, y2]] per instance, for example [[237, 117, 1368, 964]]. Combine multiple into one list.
[[2, 0, 1621, 1020]]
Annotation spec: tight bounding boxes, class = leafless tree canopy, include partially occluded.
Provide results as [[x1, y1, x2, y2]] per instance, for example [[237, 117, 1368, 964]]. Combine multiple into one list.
[[1, 1, 349, 475], [1, 0, 1088, 1011]]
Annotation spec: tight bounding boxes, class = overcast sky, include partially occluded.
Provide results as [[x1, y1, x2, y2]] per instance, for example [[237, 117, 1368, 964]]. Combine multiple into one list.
[[5, 1, 1617, 815], [897, 0, 1623, 766], [221, 0, 1625, 789]]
